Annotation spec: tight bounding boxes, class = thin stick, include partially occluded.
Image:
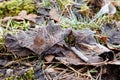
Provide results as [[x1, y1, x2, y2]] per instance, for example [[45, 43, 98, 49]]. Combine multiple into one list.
[[71, 47, 89, 62]]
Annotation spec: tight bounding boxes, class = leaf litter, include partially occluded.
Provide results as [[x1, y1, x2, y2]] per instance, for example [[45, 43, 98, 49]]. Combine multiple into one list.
[[0, 0, 120, 80]]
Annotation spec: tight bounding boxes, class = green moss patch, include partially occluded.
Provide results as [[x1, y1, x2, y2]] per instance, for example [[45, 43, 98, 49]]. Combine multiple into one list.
[[0, 0, 36, 18]]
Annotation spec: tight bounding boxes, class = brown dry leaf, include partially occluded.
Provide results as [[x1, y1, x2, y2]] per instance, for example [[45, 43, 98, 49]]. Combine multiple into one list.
[[45, 55, 55, 62], [5, 24, 70, 56], [49, 8, 60, 22], [55, 57, 85, 65], [4, 24, 113, 65], [18, 10, 27, 16], [24, 14, 38, 23], [12, 16, 25, 21], [2, 16, 25, 22], [2, 10, 38, 23], [2, 17, 12, 22], [5, 33, 35, 56], [71, 29, 113, 62], [101, 36, 108, 44]]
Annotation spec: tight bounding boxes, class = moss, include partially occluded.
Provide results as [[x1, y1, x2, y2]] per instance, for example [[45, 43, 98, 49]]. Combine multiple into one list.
[[114, 11, 120, 20], [5, 68, 34, 80], [5, 76, 16, 80], [0, 73, 4, 77], [0, 0, 36, 18], [20, 68, 34, 80]]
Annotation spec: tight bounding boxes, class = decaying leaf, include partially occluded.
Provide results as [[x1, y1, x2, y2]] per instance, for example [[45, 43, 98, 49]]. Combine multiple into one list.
[[1, 0, 120, 80], [71, 29, 113, 62], [49, 8, 60, 22], [95, 2, 116, 18], [37, 7, 50, 16], [55, 57, 85, 65], [54, 28, 113, 65], [5, 33, 35, 57], [5, 24, 70, 56], [102, 23, 120, 50], [2, 10, 38, 23], [5, 23, 114, 65], [45, 55, 55, 62]]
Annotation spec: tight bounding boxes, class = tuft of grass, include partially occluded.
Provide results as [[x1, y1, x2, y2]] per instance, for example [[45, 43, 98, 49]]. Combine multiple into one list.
[[56, 0, 73, 9], [9, 20, 30, 31], [60, 12, 111, 30], [1, 19, 30, 34]]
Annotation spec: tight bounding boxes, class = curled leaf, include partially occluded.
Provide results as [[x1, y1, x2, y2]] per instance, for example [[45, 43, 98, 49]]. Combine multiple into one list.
[[95, 2, 116, 18]]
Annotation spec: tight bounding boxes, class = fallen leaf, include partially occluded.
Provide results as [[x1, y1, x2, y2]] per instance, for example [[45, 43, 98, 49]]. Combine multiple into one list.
[[49, 8, 60, 22], [102, 23, 120, 50], [55, 57, 84, 65], [5, 25, 113, 65], [2, 10, 39, 23], [45, 55, 55, 62], [71, 28, 113, 61], [101, 36, 108, 44], [5, 24, 70, 56], [0, 59, 8, 66], [18, 10, 27, 16], [37, 7, 50, 16], [95, 2, 116, 18]]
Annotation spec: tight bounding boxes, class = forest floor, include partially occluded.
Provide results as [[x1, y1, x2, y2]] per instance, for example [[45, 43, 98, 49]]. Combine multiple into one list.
[[0, 0, 120, 80]]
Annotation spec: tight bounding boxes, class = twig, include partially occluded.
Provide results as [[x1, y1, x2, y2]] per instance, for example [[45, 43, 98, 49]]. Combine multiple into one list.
[[71, 47, 89, 62], [53, 68, 68, 79], [96, 66, 102, 80], [65, 64, 90, 77]]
